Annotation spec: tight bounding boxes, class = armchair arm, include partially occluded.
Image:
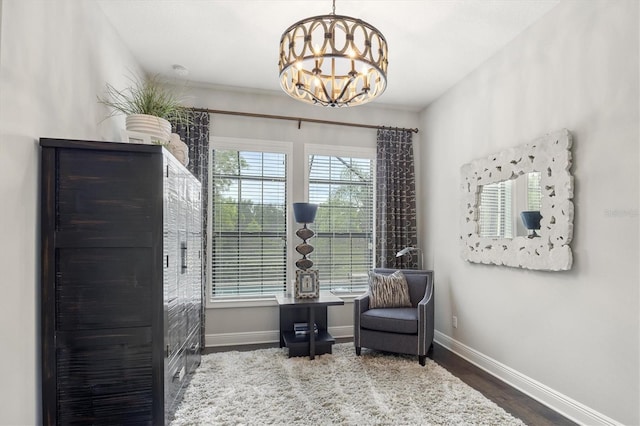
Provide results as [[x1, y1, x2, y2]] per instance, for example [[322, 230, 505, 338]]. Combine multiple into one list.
[[417, 283, 433, 307], [353, 293, 370, 349], [354, 293, 370, 314], [417, 278, 435, 356]]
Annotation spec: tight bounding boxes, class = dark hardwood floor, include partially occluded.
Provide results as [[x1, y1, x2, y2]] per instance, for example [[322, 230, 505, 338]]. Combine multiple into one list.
[[429, 342, 576, 426], [204, 339, 576, 425]]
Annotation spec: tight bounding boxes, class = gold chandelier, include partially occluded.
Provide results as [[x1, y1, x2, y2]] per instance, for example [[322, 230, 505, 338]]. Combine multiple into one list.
[[278, 0, 388, 107]]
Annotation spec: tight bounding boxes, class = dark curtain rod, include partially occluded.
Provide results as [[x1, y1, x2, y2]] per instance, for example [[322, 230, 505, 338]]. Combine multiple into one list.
[[189, 107, 419, 134]]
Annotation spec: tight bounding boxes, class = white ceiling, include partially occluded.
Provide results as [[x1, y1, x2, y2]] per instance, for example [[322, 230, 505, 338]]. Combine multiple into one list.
[[96, 0, 559, 111]]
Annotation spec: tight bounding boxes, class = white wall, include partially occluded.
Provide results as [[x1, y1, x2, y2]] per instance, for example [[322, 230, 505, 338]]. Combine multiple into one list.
[[179, 85, 420, 346], [0, 1, 141, 424], [420, 1, 638, 424]]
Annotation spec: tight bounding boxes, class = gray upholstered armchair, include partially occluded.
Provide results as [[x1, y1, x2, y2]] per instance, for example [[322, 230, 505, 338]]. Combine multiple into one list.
[[354, 268, 434, 366]]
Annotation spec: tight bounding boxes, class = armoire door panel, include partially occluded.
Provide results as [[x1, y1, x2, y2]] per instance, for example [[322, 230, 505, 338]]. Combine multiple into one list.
[[56, 148, 159, 233], [56, 247, 153, 330], [55, 328, 153, 425]]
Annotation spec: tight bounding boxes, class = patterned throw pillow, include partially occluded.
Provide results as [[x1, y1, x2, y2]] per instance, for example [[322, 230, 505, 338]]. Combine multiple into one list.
[[368, 270, 412, 309]]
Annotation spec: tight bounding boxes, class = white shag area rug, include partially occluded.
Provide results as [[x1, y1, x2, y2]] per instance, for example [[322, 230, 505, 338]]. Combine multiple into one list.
[[171, 343, 525, 425]]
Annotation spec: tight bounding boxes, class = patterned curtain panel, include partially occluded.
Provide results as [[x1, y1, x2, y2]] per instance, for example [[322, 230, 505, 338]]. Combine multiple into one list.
[[171, 109, 210, 348], [375, 128, 418, 268], [171, 110, 210, 185], [171, 110, 210, 246]]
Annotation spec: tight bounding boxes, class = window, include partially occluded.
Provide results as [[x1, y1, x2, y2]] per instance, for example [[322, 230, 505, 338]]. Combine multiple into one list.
[[306, 152, 375, 292], [210, 145, 288, 296], [208, 138, 374, 299]]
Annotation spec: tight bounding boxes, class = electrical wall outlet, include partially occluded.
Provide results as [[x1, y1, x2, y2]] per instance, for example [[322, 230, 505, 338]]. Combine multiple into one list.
[[452, 316, 458, 329]]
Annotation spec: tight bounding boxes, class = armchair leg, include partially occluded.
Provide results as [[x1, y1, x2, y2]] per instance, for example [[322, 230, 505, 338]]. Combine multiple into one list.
[[419, 355, 426, 366], [355, 347, 361, 356]]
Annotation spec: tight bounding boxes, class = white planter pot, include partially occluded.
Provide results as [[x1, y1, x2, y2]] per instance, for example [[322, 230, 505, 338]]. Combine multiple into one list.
[[125, 114, 171, 144]]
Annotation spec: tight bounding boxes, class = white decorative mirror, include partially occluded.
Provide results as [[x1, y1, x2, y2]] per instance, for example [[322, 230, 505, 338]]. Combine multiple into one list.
[[460, 129, 574, 271]]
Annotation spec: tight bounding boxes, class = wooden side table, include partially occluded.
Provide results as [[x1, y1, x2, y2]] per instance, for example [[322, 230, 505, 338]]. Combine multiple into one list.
[[275, 291, 344, 360]]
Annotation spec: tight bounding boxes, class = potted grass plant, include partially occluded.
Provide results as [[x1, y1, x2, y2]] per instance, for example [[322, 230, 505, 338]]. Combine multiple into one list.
[[98, 73, 190, 144]]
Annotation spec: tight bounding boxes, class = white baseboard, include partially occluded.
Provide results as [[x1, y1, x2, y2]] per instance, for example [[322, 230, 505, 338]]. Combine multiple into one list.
[[328, 325, 354, 339], [434, 331, 621, 426], [205, 326, 353, 348], [206, 330, 280, 347]]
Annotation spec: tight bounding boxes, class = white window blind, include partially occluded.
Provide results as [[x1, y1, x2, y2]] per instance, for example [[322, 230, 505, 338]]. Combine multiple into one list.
[[478, 179, 513, 238], [211, 149, 287, 296], [527, 171, 542, 210], [307, 155, 374, 292]]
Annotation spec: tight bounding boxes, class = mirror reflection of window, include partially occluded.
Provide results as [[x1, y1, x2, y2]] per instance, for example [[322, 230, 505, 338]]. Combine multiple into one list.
[[479, 180, 513, 238], [527, 171, 541, 210], [478, 171, 542, 239]]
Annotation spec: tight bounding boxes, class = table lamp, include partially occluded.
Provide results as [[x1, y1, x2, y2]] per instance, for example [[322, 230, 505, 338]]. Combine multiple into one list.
[[520, 211, 542, 238]]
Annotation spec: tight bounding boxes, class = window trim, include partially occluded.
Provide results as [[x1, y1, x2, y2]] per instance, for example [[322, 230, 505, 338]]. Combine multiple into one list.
[[208, 291, 363, 310]]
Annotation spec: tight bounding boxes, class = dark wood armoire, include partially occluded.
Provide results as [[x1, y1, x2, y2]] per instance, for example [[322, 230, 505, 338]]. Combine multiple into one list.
[[40, 138, 202, 425]]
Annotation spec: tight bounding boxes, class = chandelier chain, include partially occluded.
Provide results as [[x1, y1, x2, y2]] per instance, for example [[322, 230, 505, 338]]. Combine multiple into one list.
[[332, 0, 336, 15]]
